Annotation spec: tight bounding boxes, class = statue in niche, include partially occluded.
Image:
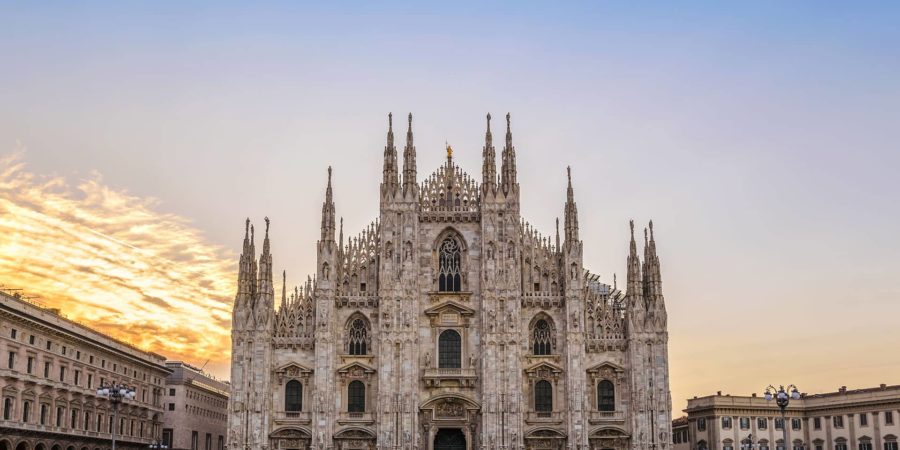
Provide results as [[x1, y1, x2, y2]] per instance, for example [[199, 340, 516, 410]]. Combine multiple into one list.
[[424, 351, 432, 368]]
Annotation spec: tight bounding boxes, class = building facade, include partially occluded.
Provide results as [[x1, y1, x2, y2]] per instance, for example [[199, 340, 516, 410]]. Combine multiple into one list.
[[0, 289, 169, 450], [678, 385, 900, 450], [162, 361, 229, 450], [227, 114, 673, 450]]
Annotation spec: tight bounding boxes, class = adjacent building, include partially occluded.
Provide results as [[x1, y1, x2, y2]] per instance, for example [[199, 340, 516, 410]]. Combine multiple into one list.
[[227, 114, 674, 450], [677, 385, 900, 450], [0, 288, 170, 450], [161, 361, 229, 450]]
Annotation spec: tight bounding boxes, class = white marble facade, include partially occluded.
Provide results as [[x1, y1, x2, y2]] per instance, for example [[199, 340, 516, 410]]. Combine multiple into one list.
[[227, 114, 673, 450]]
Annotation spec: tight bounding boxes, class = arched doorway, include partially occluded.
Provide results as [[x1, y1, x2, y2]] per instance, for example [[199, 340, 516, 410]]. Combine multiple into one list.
[[15, 441, 30, 450], [434, 429, 466, 450]]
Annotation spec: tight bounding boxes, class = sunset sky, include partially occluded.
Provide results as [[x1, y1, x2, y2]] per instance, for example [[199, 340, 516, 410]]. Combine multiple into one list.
[[1, 2, 899, 410]]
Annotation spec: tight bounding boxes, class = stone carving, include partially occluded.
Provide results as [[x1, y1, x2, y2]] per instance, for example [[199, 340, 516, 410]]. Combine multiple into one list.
[[435, 400, 465, 417]]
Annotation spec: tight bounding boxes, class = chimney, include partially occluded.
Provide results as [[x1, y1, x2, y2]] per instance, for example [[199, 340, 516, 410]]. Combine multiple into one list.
[[717, 391, 722, 396], [839, 386, 847, 393]]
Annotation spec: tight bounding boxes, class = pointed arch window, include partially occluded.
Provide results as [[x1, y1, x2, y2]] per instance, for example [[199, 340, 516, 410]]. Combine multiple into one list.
[[438, 236, 462, 292], [438, 330, 461, 368], [532, 319, 553, 355], [285, 380, 302, 412], [535, 380, 552, 414], [348, 318, 369, 355], [348, 381, 365, 413], [598, 380, 615, 411]]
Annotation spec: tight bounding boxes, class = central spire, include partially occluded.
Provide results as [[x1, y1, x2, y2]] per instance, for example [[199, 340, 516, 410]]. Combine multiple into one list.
[[564, 166, 579, 245]]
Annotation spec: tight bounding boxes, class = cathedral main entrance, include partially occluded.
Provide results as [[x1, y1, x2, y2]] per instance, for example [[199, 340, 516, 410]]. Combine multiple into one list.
[[434, 429, 466, 450]]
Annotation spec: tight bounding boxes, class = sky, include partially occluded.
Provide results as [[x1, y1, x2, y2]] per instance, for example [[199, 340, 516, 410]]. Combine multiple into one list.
[[1, 2, 899, 411]]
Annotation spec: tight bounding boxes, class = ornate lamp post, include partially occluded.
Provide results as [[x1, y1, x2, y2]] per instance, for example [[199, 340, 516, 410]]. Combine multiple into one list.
[[764, 385, 801, 450], [97, 382, 137, 450]]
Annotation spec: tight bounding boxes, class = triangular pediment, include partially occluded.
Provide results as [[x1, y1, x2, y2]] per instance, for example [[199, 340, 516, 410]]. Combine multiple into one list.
[[274, 361, 313, 375], [423, 301, 475, 317], [524, 361, 565, 375], [336, 361, 376, 374], [586, 361, 626, 374]]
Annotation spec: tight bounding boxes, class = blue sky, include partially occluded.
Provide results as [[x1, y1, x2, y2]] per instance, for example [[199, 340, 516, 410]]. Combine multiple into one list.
[[1, 1, 899, 409]]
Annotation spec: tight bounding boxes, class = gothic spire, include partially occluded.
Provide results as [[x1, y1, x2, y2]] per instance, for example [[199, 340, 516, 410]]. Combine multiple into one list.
[[482, 113, 497, 194], [321, 167, 336, 242], [564, 166, 580, 245], [382, 112, 398, 193], [555, 217, 560, 251], [281, 269, 287, 307], [402, 113, 418, 195], [626, 220, 644, 312], [236, 218, 257, 303], [645, 220, 664, 309], [256, 216, 274, 318], [500, 112, 518, 194]]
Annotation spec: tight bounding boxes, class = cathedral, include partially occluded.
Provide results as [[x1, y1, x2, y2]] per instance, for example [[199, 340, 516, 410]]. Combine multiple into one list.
[[227, 114, 673, 450]]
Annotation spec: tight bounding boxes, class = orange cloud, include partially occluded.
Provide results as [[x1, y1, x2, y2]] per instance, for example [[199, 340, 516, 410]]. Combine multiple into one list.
[[0, 150, 236, 368]]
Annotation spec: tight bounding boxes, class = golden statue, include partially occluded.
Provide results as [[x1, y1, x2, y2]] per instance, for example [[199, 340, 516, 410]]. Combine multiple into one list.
[[446, 142, 453, 159]]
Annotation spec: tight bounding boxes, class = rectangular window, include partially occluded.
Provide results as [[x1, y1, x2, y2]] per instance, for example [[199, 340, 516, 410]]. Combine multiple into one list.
[[884, 442, 898, 450], [70, 408, 78, 428], [834, 416, 844, 428], [74, 370, 81, 386], [10, 329, 16, 339], [814, 417, 821, 429], [62, 346, 66, 355], [758, 417, 768, 429], [7, 351, 14, 369], [59, 366, 66, 382], [26, 356, 33, 374], [84, 411, 91, 430], [776, 418, 785, 430], [76, 350, 80, 360], [206, 433, 212, 450], [46, 340, 52, 350], [697, 418, 707, 431], [97, 413, 103, 432], [170, 388, 176, 396], [87, 374, 93, 389], [886, 411, 894, 425], [740, 417, 750, 429], [860, 413, 868, 426], [169, 403, 175, 411], [722, 416, 733, 429], [192, 431, 199, 450], [29, 335, 34, 345], [44, 361, 50, 378], [218, 436, 224, 450], [40, 404, 47, 425], [792, 418, 801, 430], [89, 355, 94, 364], [860, 443, 873, 450], [816, 445, 824, 450], [101, 359, 106, 368]]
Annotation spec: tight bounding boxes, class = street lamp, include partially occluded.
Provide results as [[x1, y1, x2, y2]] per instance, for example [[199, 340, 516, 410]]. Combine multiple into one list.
[[149, 440, 169, 449], [764, 385, 801, 450], [97, 382, 137, 450]]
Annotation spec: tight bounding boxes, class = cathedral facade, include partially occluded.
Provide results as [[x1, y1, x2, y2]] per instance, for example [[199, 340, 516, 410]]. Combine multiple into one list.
[[227, 114, 672, 450]]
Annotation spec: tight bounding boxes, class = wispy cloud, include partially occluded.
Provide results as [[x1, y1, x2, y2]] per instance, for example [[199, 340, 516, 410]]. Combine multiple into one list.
[[0, 150, 236, 365]]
